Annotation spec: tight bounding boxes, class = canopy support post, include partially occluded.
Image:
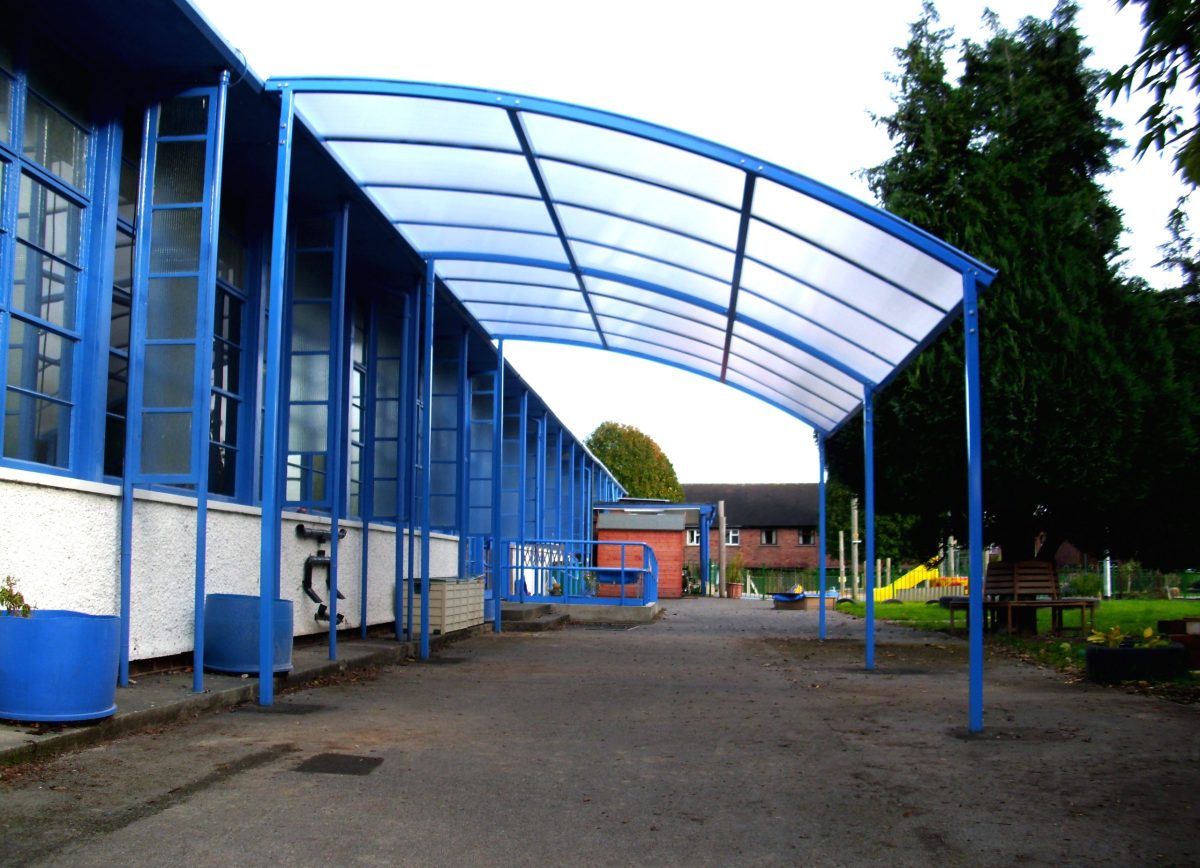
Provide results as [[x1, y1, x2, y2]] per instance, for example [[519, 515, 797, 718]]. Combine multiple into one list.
[[863, 386, 876, 671], [964, 272, 985, 733], [818, 432, 828, 641], [419, 260, 435, 660], [491, 339, 505, 632]]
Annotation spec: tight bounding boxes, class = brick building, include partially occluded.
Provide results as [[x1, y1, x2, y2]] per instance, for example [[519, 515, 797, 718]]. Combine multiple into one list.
[[681, 483, 833, 571], [596, 511, 686, 599]]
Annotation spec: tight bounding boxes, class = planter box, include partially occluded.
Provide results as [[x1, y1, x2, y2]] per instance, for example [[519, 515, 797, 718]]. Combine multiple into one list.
[[0, 610, 120, 722], [1085, 643, 1188, 684], [408, 580, 484, 634], [773, 594, 835, 611], [204, 594, 293, 675]]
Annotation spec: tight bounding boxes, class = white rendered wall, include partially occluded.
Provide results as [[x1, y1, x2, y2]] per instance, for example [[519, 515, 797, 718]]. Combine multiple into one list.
[[0, 468, 460, 660]]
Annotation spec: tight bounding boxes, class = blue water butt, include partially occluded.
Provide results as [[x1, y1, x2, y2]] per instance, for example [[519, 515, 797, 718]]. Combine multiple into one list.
[[0, 609, 120, 722], [204, 594, 293, 674]]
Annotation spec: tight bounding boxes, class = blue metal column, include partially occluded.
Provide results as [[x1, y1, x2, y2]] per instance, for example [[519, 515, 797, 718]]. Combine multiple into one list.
[[327, 203, 351, 660], [490, 341, 505, 631], [699, 508, 711, 596], [394, 293, 411, 641], [817, 433, 828, 641], [964, 272, 985, 732], [404, 284, 419, 641], [418, 261, 435, 660], [257, 85, 296, 705], [456, 328, 470, 575], [568, 444, 577, 558], [517, 391, 528, 601], [555, 426, 564, 541], [863, 387, 876, 671], [535, 413, 547, 539], [360, 309, 377, 639]]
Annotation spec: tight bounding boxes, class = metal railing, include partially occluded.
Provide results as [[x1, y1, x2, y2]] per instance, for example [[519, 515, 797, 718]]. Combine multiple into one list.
[[500, 538, 658, 606]]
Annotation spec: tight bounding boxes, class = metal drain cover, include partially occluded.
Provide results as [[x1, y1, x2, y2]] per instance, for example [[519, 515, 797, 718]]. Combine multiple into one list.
[[294, 753, 384, 776]]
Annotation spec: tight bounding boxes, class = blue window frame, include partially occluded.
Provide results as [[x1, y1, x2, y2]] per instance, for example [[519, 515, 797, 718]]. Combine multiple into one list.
[[370, 311, 403, 521], [210, 218, 250, 497], [430, 338, 459, 531], [0, 63, 93, 470]]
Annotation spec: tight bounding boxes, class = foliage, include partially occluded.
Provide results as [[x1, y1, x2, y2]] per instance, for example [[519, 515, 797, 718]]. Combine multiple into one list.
[[1104, 0, 1200, 186], [727, 551, 746, 585], [1086, 624, 1171, 648], [1, 576, 32, 617], [585, 421, 684, 502], [829, 2, 1200, 569]]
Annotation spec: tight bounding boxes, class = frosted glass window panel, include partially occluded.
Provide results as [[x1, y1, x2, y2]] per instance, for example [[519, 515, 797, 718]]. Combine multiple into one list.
[[605, 335, 722, 379], [17, 174, 82, 263], [3, 390, 68, 467], [739, 259, 916, 364], [297, 94, 518, 150], [746, 219, 942, 340], [596, 316, 723, 360], [540, 160, 740, 246], [373, 440, 397, 478], [143, 344, 195, 408], [146, 277, 198, 340], [437, 260, 577, 289], [375, 359, 401, 397], [399, 224, 567, 264], [465, 301, 594, 332], [334, 143, 537, 196], [753, 179, 963, 310], [293, 251, 333, 299], [291, 304, 330, 352], [158, 96, 209, 137], [723, 355, 844, 428], [558, 205, 735, 281], [480, 321, 601, 345], [584, 276, 728, 331], [375, 399, 399, 438], [731, 323, 863, 407], [23, 93, 88, 189], [448, 281, 586, 310], [734, 289, 891, 385], [371, 188, 554, 234], [0, 74, 10, 142], [289, 353, 329, 402], [149, 208, 202, 273], [572, 241, 730, 307], [12, 243, 79, 329], [373, 480, 397, 514], [141, 413, 191, 475], [522, 113, 745, 207], [6, 319, 70, 398], [377, 322, 403, 358], [152, 140, 206, 205], [288, 403, 328, 452]]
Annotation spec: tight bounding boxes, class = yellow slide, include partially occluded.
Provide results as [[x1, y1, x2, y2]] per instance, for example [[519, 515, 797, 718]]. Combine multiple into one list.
[[872, 557, 942, 602]]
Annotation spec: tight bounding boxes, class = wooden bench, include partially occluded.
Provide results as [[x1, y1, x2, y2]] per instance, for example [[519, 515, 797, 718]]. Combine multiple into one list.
[[944, 560, 1098, 636]]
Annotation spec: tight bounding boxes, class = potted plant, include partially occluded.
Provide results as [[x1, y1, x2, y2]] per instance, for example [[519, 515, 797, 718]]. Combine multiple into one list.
[[0, 576, 121, 722], [726, 553, 745, 600], [1085, 625, 1188, 683]]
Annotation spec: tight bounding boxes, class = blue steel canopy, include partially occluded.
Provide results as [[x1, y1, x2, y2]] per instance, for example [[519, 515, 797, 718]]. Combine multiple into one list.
[[268, 78, 997, 433]]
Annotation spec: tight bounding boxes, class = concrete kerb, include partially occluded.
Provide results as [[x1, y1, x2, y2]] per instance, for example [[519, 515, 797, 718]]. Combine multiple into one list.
[[0, 628, 474, 768], [553, 602, 663, 624]]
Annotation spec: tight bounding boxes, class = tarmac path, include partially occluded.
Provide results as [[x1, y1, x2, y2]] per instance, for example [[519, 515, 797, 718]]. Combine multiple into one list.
[[1, 599, 1196, 866]]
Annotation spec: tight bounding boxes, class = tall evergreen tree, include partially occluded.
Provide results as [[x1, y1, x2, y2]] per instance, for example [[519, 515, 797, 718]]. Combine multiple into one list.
[[828, 2, 1197, 567]]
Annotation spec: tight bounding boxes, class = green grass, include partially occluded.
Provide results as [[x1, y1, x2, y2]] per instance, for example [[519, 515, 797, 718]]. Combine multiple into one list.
[[834, 598, 1200, 679]]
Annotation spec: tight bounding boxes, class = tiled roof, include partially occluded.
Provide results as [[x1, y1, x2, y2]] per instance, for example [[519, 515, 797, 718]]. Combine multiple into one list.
[[681, 483, 818, 527]]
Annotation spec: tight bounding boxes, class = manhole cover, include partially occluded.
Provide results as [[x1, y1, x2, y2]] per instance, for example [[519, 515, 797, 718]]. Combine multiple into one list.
[[234, 702, 324, 716], [294, 753, 384, 775]]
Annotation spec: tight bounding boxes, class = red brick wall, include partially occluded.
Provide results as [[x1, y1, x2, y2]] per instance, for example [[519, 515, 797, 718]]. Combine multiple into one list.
[[596, 529, 684, 598], [685, 527, 836, 570]]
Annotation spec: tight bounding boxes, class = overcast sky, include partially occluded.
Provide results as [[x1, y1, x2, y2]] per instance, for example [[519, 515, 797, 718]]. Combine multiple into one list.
[[191, 0, 1195, 485]]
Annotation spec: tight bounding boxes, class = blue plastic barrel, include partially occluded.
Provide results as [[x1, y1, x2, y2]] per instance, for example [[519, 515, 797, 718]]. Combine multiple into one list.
[[0, 609, 120, 722], [204, 594, 293, 674]]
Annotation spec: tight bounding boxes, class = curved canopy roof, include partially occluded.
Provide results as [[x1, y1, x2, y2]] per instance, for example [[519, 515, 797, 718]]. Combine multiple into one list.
[[268, 78, 997, 434]]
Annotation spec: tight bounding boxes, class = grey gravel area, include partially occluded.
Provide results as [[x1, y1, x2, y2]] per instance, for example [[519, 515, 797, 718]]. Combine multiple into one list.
[[1, 599, 1196, 867]]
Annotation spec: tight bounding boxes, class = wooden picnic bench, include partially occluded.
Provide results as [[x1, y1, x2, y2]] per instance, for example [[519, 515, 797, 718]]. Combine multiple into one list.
[[943, 560, 1099, 636]]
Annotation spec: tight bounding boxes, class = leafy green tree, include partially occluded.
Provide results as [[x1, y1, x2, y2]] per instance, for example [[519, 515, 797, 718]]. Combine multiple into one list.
[[1105, 0, 1200, 186], [585, 422, 684, 502], [828, 2, 1199, 568]]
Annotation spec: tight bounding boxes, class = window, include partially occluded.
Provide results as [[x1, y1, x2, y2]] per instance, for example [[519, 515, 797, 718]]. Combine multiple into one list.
[[760, 528, 777, 546], [799, 528, 816, 546], [686, 527, 700, 546], [209, 219, 248, 496], [349, 307, 366, 516], [726, 527, 739, 546], [2, 67, 92, 469]]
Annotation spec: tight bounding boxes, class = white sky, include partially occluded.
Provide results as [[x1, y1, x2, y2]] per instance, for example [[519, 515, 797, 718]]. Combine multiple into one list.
[[191, 0, 1195, 485]]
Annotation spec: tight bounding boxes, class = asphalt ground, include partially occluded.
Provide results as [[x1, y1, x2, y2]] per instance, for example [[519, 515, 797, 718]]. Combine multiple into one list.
[[1, 599, 1197, 867]]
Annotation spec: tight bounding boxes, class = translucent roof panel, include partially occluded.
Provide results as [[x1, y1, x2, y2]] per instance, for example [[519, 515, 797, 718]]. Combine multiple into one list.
[[271, 79, 996, 434]]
